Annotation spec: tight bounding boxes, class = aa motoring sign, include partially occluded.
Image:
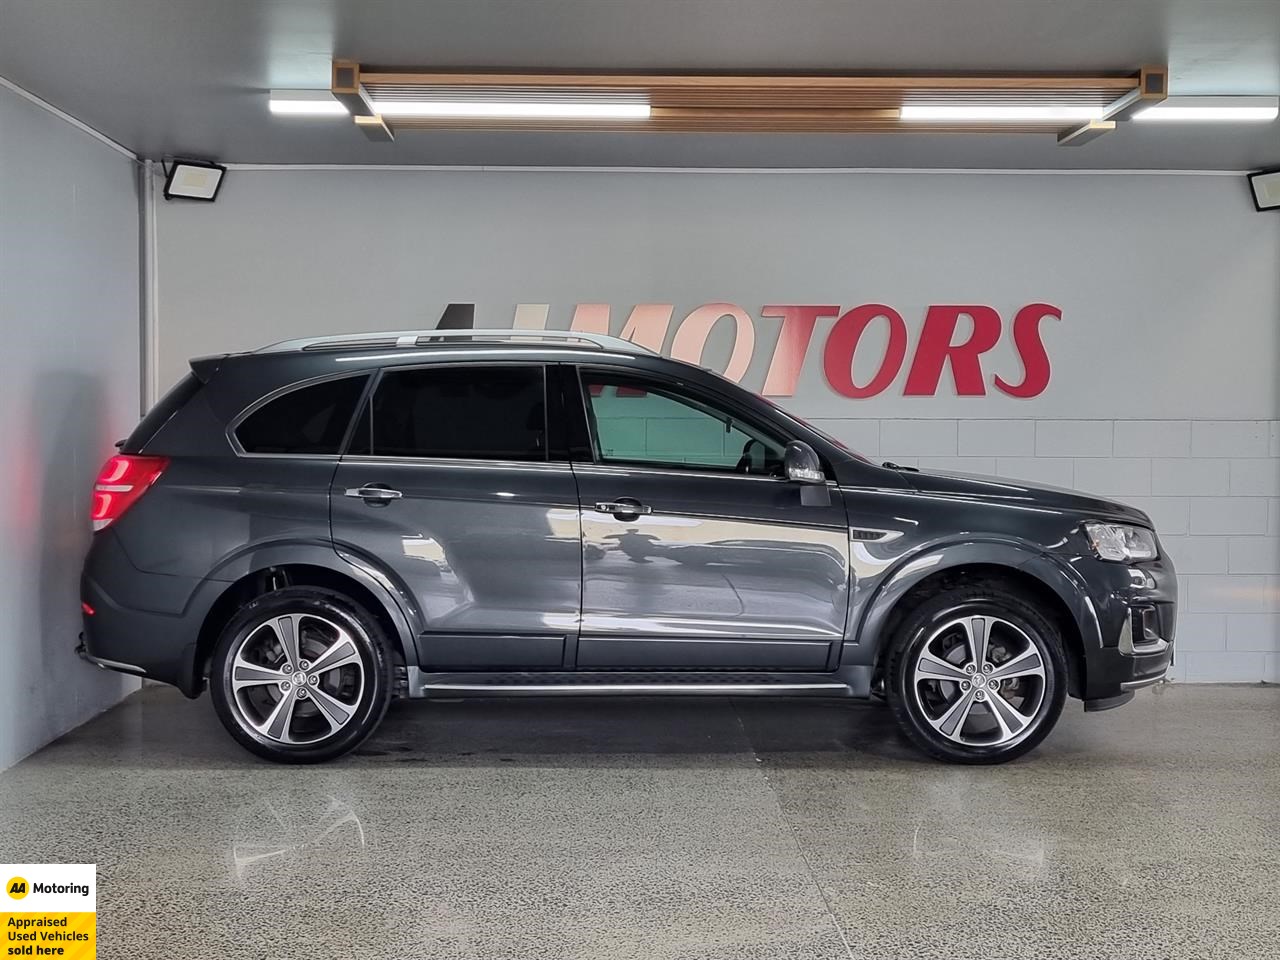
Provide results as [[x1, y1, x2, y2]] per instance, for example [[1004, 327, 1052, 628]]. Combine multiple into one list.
[[437, 301, 1061, 398]]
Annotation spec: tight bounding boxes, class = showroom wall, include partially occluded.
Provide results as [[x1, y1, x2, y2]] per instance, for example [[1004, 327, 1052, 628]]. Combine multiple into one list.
[[153, 168, 1280, 683], [0, 82, 142, 769]]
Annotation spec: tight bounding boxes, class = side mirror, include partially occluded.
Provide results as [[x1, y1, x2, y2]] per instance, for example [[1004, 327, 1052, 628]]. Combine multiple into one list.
[[784, 441, 825, 484]]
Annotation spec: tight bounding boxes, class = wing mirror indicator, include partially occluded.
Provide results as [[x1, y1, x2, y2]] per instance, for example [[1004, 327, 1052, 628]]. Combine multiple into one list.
[[784, 441, 825, 484]]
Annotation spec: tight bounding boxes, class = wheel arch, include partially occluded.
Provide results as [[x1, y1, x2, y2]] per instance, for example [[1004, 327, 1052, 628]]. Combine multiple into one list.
[[185, 544, 420, 698], [856, 543, 1097, 699]]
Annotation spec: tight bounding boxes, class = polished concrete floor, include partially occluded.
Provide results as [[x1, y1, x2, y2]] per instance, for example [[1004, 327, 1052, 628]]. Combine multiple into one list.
[[0, 683, 1277, 959]]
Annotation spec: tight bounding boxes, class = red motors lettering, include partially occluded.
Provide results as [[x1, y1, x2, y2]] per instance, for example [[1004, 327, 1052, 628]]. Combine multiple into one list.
[[507, 302, 1060, 398]]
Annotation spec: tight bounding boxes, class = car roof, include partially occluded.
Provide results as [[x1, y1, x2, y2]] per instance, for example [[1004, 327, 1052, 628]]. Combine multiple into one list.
[[254, 328, 656, 357]]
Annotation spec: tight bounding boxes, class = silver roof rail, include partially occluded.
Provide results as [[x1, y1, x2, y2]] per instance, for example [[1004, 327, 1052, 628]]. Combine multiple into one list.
[[256, 328, 656, 355]]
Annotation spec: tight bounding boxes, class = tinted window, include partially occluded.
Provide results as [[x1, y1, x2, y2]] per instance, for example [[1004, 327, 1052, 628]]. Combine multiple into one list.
[[358, 366, 547, 461], [582, 373, 785, 475], [236, 376, 367, 454]]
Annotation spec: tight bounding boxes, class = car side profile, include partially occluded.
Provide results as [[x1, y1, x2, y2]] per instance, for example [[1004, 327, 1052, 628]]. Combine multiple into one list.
[[78, 329, 1175, 764]]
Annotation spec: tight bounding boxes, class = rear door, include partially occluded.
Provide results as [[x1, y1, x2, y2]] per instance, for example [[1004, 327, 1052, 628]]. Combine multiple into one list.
[[330, 362, 582, 671], [568, 366, 850, 670]]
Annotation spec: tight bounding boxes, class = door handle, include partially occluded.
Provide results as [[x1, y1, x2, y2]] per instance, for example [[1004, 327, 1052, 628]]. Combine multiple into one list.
[[345, 485, 403, 504], [595, 499, 652, 519]]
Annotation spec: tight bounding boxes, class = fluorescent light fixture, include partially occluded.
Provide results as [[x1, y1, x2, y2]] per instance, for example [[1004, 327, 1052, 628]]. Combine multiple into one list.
[[900, 104, 1105, 122], [162, 160, 226, 201], [370, 100, 651, 120], [1249, 169, 1280, 211], [1133, 96, 1279, 122], [269, 90, 349, 116]]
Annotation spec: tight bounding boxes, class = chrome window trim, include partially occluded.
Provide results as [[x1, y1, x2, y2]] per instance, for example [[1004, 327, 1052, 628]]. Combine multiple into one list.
[[572, 460, 837, 486], [235, 451, 344, 461], [338, 455, 573, 472]]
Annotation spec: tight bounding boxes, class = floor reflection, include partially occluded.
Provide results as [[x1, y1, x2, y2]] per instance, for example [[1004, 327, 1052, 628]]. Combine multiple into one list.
[[230, 795, 366, 882]]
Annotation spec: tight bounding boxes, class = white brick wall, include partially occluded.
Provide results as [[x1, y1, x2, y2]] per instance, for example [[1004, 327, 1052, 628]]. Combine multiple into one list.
[[958, 420, 1036, 456], [1191, 421, 1271, 458], [837, 418, 1280, 682], [879, 419, 957, 459], [1035, 420, 1113, 457]]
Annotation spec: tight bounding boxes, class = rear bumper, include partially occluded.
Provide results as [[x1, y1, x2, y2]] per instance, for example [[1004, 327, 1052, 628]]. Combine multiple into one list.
[[80, 533, 205, 696], [75, 635, 147, 676], [78, 593, 202, 696]]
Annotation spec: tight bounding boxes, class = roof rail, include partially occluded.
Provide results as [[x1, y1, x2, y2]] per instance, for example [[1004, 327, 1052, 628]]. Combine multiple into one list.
[[255, 328, 656, 356]]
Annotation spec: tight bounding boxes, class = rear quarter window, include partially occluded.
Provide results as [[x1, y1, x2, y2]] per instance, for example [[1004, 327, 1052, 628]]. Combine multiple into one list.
[[235, 376, 367, 455]]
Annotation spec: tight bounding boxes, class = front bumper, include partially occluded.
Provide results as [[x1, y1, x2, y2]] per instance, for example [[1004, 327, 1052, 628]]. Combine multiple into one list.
[[1075, 554, 1176, 709]]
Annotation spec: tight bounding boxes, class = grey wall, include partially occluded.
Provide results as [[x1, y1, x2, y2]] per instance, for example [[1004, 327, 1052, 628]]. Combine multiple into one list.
[[0, 83, 142, 769], [154, 168, 1280, 682]]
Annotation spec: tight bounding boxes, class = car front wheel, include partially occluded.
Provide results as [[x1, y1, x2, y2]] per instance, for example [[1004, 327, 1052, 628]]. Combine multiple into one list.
[[209, 587, 392, 763], [886, 582, 1067, 764]]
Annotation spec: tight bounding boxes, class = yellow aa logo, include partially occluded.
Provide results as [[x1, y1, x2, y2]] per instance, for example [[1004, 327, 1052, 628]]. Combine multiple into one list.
[[6, 876, 28, 900]]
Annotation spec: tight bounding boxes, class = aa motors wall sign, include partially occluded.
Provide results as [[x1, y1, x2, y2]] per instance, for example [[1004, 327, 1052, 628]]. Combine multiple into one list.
[[437, 301, 1061, 399]]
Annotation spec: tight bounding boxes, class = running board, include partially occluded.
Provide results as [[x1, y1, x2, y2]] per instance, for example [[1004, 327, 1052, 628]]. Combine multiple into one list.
[[406, 667, 870, 699]]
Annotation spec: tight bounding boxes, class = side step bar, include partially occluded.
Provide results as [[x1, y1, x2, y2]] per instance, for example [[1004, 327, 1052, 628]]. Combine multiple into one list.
[[406, 667, 871, 699]]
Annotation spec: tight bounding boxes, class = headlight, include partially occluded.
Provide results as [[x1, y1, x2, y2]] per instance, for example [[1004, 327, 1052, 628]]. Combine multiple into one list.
[[1084, 521, 1158, 562]]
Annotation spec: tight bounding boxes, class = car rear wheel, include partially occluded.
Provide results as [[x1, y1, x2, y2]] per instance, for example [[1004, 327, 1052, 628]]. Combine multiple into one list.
[[885, 583, 1067, 764], [210, 587, 392, 763]]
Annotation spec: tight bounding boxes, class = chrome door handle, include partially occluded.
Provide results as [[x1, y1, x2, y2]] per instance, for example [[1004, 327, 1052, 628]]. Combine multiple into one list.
[[345, 486, 403, 502], [595, 500, 652, 518]]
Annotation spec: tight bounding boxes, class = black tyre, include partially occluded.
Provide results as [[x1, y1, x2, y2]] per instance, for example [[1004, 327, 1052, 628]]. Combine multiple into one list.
[[885, 582, 1067, 764], [209, 587, 392, 763]]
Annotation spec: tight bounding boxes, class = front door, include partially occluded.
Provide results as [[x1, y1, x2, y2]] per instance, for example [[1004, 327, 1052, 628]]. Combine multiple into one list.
[[570, 368, 850, 670], [330, 362, 581, 670]]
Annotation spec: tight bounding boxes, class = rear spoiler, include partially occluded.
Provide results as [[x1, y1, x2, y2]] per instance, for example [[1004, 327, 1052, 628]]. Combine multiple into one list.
[[189, 354, 227, 383]]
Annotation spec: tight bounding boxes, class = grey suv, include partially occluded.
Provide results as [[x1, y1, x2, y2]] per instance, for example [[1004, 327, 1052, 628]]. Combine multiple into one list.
[[79, 329, 1175, 764]]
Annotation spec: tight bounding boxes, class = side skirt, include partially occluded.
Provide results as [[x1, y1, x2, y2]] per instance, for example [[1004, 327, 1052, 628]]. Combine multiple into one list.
[[405, 666, 872, 699]]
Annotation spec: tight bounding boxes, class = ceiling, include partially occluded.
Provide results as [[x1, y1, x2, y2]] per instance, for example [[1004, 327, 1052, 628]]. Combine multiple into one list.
[[1, 0, 1278, 169]]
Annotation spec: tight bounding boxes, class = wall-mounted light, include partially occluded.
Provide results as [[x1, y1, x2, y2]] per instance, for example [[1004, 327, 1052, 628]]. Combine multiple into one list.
[[162, 160, 226, 201], [1249, 169, 1280, 211], [900, 104, 1105, 122], [1133, 96, 1279, 122], [268, 90, 348, 116]]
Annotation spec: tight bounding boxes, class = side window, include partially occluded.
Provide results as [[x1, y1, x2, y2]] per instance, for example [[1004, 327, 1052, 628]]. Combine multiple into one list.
[[235, 376, 367, 455], [354, 365, 547, 461], [581, 372, 786, 475]]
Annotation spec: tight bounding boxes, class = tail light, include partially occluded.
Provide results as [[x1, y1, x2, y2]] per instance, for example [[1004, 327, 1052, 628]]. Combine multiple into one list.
[[90, 455, 168, 531]]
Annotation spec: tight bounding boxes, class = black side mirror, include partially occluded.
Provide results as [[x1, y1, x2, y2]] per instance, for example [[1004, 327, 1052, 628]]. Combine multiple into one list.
[[784, 441, 825, 484], [784, 441, 831, 506]]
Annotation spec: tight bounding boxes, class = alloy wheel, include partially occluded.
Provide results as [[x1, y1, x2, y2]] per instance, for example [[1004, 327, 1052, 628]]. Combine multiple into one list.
[[911, 614, 1048, 747], [228, 613, 366, 745]]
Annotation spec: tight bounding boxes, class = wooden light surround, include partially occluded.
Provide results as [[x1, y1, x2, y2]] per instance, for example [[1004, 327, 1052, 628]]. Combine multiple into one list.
[[333, 60, 1167, 145]]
